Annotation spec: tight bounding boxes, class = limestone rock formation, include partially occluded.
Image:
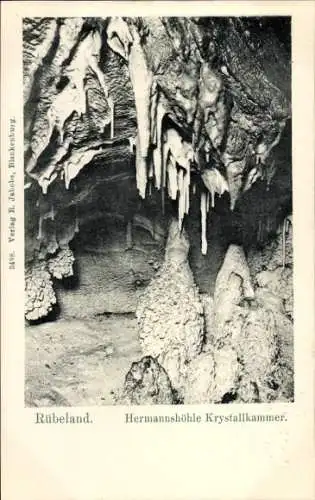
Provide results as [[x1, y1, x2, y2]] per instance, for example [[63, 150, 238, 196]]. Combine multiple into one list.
[[25, 263, 57, 321], [24, 18, 291, 316], [23, 17, 293, 406], [25, 246, 75, 321], [213, 243, 255, 335], [117, 355, 175, 405], [183, 231, 293, 404], [136, 219, 205, 398]]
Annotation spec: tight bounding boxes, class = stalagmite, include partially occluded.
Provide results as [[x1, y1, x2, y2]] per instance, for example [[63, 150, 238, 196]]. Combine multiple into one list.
[[200, 192, 207, 255]]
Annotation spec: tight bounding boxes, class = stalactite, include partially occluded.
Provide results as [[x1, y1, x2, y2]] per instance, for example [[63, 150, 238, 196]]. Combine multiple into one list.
[[65, 29, 109, 101], [106, 17, 134, 60], [201, 168, 229, 208], [107, 19, 153, 199], [167, 155, 178, 200], [41, 173, 58, 195], [27, 27, 110, 179], [129, 136, 136, 153], [177, 168, 185, 230], [200, 191, 207, 255], [150, 78, 158, 147], [255, 120, 286, 165], [25, 19, 84, 175], [153, 98, 167, 190], [63, 148, 99, 190], [135, 135, 148, 198], [108, 96, 115, 139], [37, 215, 43, 241], [185, 166, 190, 215], [31, 135, 73, 194]]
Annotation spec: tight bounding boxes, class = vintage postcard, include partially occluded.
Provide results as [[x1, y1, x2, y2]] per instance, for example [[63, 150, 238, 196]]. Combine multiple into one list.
[[1, 1, 315, 499]]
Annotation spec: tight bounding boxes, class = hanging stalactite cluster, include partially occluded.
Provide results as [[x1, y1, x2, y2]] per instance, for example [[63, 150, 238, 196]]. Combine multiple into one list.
[[23, 16, 291, 321]]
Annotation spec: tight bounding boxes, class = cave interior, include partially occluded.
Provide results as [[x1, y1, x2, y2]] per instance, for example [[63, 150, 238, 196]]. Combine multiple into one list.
[[24, 16, 293, 406]]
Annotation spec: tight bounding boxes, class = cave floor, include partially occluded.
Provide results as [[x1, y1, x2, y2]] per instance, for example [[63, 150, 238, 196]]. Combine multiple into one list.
[[25, 315, 140, 406]]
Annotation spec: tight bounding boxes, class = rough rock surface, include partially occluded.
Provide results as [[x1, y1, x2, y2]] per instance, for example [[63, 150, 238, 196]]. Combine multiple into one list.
[[213, 243, 255, 334], [249, 215, 293, 319], [47, 247, 75, 279], [116, 356, 175, 405], [182, 230, 293, 404], [25, 263, 57, 321], [25, 246, 76, 321], [136, 219, 204, 397]]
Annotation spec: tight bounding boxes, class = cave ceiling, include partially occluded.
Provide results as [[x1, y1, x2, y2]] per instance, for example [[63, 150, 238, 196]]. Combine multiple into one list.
[[24, 16, 291, 263]]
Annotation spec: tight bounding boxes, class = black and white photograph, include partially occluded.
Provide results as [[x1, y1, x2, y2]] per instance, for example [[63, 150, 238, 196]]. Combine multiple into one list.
[[23, 16, 294, 406]]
